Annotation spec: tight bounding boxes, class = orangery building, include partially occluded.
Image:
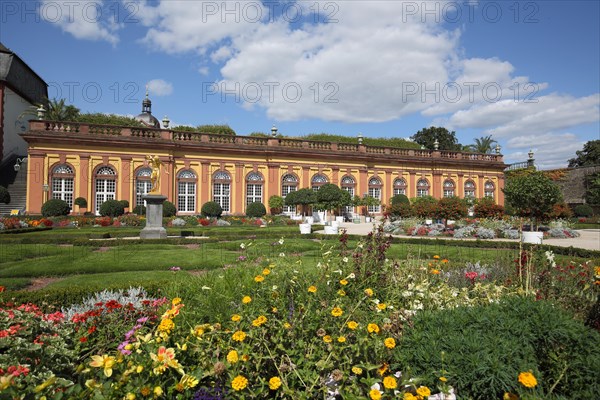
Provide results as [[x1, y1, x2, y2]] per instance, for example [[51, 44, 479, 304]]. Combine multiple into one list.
[[20, 98, 506, 216]]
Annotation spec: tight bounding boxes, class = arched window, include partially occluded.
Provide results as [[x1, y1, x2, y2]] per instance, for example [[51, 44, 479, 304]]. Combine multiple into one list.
[[416, 178, 430, 197], [368, 177, 382, 213], [213, 171, 231, 213], [341, 175, 356, 214], [443, 179, 455, 198], [393, 178, 407, 196], [246, 172, 264, 206], [135, 167, 152, 207], [51, 164, 74, 209], [95, 166, 116, 215], [178, 170, 197, 213], [311, 174, 328, 191], [484, 181, 495, 198], [464, 180, 476, 198], [282, 173, 298, 214]]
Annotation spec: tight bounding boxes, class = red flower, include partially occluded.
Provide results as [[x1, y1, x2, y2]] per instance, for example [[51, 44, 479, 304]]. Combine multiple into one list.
[[80, 336, 88, 343]]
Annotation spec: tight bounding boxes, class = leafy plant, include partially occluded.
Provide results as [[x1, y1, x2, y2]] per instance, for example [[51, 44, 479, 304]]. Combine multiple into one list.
[[245, 202, 267, 218], [41, 198, 71, 217], [119, 200, 130, 209], [74, 197, 87, 208], [268, 195, 284, 214], [284, 188, 316, 217], [574, 204, 593, 217], [99, 200, 125, 217], [411, 196, 438, 218], [201, 201, 223, 218], [162, 201, 177, 218], [390, 194, 410, 205], [0, 186, 10, 204], [474, 197, 504, 219], [436, 196, 468, 222], [132, 205, 146, 215]]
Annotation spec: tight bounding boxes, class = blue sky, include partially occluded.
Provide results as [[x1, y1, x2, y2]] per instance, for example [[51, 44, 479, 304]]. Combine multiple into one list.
[[1, 0, 598, 169]]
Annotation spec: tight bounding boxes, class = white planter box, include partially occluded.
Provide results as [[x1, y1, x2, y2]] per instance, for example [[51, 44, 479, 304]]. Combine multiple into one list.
[[299, 223, 312, 234], [365, 217, 372, 223], [522, 231, 543, 244], [305, 216, 314, 225], [335, 216, 344, 223], [425, 219, 433, 225], [324, 225, 338, 235]]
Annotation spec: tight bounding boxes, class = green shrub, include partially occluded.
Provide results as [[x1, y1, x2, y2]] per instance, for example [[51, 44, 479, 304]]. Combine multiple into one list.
[[99, 199, 125, 217], [132, 205, 146, 215], [387, 202, 413, 218], [74, 197, 87, 208], [41, 199, 71, 217], [574, 204, 593, 217], [411, 196, 438, 218], [0, 186, 11, 204], [268, 195, 284, 214], [162, 201, 177, 217], [182, 215, 199, 226], [119, 199, 130, 209], [398, 296, 600, 399], [391, 194, 410, 205], [246, 202, 267, 218], [201, 201, 223, 218], [436, 196, 468, 221]]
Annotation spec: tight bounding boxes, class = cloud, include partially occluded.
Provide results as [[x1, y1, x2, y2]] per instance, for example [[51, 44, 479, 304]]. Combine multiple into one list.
[[503, 132, 585, 170], [147, 79, 173, 96], [40, 0, 120, 45]]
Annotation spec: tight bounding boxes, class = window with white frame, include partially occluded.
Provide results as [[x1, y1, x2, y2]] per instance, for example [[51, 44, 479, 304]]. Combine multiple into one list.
[[135, 167, 152, 207], [484, 181, 495, 198], [311, 174, 328, 191], [416, 178, 430, 197], [178, 170, 197, 213], [246, 172, 263, 206], [51, 164, 74, 209], [282, 174, 298, 214], [443, 179, 455, 198], [393, 178, 407, 196], [341, 175, 356, 214], [95, 166, 116, 215], [368, 177, 382, 213], [213, 171, 231, 213], [464, 180, 476, 198]]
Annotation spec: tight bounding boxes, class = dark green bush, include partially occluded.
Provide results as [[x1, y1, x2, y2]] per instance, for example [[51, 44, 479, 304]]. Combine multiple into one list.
[[119, 199, 130, 209], [574, 204, 593, 217], [390, 194, 410, 205], [162, 201, 177, 217], [74, 197, 87, 208], [201, 201, 223, 218], [397, 296, 600, 399], [132, 205, 146, 215], [246, 202, 267, 218], [99, 199, 125, 217], [41, 199, 71, 217], [0, 186, 11, 204]]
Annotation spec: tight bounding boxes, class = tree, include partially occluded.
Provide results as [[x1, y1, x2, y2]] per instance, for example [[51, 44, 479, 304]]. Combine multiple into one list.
[[268, 195, 284, 214], [197, 124, 236, 135], [46, 98, 80, 121], [410, 127, 461, 151], [585, 172, 600, 205], [316, 184, 343, 221], [568, 140, 600, 167], [284, 188, 316, 217], [503, 172, 563, 230], [436, 197, 468, 223], [411, 196, 439, 218], [76, 113, 144, 127], [469, 135, 497, 154]]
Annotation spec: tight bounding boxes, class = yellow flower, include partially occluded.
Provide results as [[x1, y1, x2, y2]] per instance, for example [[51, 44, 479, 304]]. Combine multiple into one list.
[[367, 323, 380, 333], [268, 376, 282, 390], [364, 288, 374, 297], [232, 330, 247, 342], [431, 269, 440, 275], [89, 354, 116, 377], [337, 289, 346, 296], [308, 285, 317, 293], [347, 321, 358, 330], [153, 386, 163, 396], [227, 350, 239, 363], [283, 322, 291, 329], [126, 393, 136, 400], [254, 275, 265, 282], [140, 386, 151, 396], [416, 386, 431, 397], [433, 255, 440, 259], [340, 279, 348, 285], [136, 365, 144, 373], [384, 337, 396, 349], [241, 354, 249, 362], [518, 371, 537, 388], [179, 374, 199, 389], [404, 393, 417, 400], [377, 303, 386, 310], [158, 318, 174, 333], [149, 346, 181, 375], [337, 336, 346, 343], [252, 315, 268, 327], [351, 366, 363, 375], [242, 296, 252, 304], [272, 307, 278, 313], [503, 393, 519, 400], [262, 268, 271, 275], [369, 389, 382, 400], [172, 297, 182, 306], [331, 307, 343, 317], [439, 376, 447, 382], [231, 314, 241, 322], [383, 376, 398, 389], [231, 375, 248, 391], [323, 335, 333, 343]]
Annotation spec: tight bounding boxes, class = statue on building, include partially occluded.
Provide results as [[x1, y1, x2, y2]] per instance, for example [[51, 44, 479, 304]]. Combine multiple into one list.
[[146, 155, 163, 193]]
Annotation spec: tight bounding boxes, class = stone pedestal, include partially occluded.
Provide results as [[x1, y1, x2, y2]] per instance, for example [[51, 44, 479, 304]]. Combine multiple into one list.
[[140, 194, 167, 239]]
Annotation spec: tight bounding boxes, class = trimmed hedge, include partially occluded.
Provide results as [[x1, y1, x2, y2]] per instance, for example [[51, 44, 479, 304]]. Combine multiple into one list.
[[163, 201, 177, 218], [246, 202, 267, 218], [99, 200, 125, 217], [201, 201, 223, 218], [574, 204, 593, 217], [41, 199, 70, 217]]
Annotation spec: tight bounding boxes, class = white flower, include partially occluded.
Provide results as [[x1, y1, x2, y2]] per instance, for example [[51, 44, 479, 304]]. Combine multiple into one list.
[[333, 269, 343, 275], [346, 272, 355, 279], [370, 383, 381, 391], [342, 257, 349, 263], [201, 286, 211, 290], [240, 243, 245, 249], [279, 252, 285, 257], [278, 237, 285, 245], [272, 285, 278, 291]]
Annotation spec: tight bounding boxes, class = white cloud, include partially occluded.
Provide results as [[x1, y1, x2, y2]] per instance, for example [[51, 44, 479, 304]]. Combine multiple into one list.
[[147, 79, 173, 96], [40, 0, 120, 45], [503, 133, 585, 170]]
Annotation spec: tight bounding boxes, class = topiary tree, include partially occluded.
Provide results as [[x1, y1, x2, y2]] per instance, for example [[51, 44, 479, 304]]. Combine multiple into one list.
[[99, 199, 125, 217], [119, 200, 130, 210], [132, 205, 146, 215], [315, 183, 343, 222], [436, 196, 468, 223], [0, 186, 10, 204], [411, 196, 438, 218], [268, 195, 284, 215], [74, 197, 87, 208], [387, 202, 413, 220], [333, 190, 353, 216], [163, 201, 177, 217], [503, 171, 563, 230], [246, 202, 267, 218], [201, 201, 223, 218], [574, 204, 593, 218], [41, 198, 71, 217], [390, 194, 410, 205], [285, 188, 316, 217]]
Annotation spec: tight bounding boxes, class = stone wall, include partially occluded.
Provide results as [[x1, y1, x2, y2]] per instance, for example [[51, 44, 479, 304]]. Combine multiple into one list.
[[550, 165, 600, 205]]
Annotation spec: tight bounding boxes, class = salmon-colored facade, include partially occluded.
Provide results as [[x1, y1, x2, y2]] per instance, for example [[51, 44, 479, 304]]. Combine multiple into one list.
[[21, 120, 506, 216]]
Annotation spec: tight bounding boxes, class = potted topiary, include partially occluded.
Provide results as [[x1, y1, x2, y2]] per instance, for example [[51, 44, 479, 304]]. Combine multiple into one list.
[[74, 197, 87, 214], [268, 195, 284, 215]]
